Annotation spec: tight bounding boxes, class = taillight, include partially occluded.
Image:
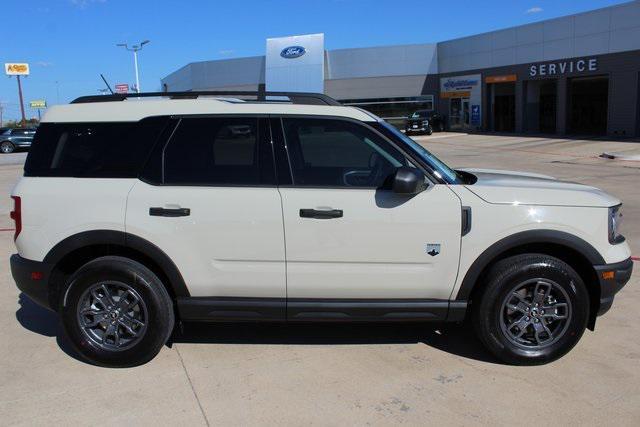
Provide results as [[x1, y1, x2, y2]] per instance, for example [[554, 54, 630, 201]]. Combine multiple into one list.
[[10, 196, 21, 241]]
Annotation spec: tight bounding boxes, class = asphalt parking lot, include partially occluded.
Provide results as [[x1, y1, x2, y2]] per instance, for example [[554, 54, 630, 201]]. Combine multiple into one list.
[[0, 134, 638, 426]]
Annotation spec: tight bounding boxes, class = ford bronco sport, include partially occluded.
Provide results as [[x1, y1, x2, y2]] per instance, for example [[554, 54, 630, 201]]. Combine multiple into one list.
[[10, 91, 632, 367]]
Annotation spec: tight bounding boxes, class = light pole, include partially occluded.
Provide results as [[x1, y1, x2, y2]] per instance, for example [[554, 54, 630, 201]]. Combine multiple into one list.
[[116, 40, 150, 93]]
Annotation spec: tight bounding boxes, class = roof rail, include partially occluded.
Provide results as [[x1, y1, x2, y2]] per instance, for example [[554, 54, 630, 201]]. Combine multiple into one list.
[[71, 91, 342, 106]]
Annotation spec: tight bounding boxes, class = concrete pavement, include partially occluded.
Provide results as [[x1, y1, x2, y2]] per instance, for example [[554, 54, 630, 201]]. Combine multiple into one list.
[[0, 134, 638, 426]]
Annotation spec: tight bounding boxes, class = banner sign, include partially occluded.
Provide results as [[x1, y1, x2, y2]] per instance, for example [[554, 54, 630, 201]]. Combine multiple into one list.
[[471, 105, 481, 125], [5, 63, 30, 76]]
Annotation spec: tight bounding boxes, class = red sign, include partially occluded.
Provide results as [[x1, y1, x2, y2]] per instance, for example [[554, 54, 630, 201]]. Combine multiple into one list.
[[115, 84, 129, 94]]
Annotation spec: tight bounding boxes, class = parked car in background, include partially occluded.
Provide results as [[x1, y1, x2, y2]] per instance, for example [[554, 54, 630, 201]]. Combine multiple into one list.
[[426, 113, 445, 132], [405, 111, 446, 135], [0, 128, 36, 153], [406, 110, 432, 135]]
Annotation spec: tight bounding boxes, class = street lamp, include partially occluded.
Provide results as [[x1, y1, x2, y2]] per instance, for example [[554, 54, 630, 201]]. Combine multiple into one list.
[[116, 40, 150, 93]]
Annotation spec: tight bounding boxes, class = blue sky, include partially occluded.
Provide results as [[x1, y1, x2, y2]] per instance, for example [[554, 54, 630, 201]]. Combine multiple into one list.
[[0, 0, 630, 121]]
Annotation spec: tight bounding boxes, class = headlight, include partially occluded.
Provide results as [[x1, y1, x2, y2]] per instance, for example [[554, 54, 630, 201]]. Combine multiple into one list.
[[608, 204, 625, 244]]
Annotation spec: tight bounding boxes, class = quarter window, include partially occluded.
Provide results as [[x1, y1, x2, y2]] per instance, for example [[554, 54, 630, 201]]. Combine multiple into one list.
[[282, 118, 407, 188], [163, 117, 274, 186]]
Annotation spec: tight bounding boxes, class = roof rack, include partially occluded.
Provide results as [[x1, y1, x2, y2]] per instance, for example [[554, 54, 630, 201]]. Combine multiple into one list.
[[71, 91, 342, 106]]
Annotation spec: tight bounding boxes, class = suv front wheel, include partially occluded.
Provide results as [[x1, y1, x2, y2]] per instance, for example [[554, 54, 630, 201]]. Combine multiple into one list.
[[61, 256, 174, 368], [473, 254, 589, 365], [1, 141, 15, 154]]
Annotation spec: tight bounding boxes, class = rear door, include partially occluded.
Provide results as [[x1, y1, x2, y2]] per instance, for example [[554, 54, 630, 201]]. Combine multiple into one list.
[[273, 117, 462, 314], [126, 116, 286, 319]]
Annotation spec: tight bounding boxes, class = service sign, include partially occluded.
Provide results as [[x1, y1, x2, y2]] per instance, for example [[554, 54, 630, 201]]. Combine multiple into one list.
[[29, 100, 46, 109], [5, 63, 30, 76], [115, 83, 129, 94]]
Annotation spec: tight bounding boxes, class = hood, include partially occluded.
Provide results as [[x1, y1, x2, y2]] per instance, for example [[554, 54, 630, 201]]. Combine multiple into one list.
[[459, 168, 620, 208]]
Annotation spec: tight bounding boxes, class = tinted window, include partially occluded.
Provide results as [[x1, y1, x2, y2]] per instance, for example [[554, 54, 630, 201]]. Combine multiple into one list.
[[162, 117, 274, 186], [282, 118, 407, 188], [24, 117, 169, 177]]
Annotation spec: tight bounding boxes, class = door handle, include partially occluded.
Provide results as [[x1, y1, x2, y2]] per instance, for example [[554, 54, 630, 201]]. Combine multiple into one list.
[[299, 208, 343, 219], [149, 207, 191, 217]]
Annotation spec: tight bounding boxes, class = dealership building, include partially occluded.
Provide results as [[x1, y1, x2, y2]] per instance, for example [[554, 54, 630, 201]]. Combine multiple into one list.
[[161, 2, 640, 137]]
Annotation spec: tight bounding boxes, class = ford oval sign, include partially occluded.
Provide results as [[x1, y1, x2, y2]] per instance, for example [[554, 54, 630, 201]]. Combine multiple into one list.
[[280, 46, 306, 59]]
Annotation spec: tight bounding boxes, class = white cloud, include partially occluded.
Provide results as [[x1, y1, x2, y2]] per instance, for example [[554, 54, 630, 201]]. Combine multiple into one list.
[[70, 0, 107, 8], [219, 49, 235, 56], [35, 61, 54, 67], [526, 6, 543, 14]]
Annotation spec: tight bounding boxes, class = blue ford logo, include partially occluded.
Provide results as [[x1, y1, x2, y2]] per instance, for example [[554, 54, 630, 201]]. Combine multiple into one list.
[[280, 46, 306, 59]]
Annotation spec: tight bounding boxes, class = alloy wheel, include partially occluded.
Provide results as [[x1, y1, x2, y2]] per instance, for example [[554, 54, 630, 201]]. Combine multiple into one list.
[[76, 282, 148, 351], [499, 278, 572, 349]]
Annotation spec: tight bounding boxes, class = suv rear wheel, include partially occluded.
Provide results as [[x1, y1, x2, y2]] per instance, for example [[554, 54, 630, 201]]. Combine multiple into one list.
[[472, 254, 589, 365], [61, 256, 174, 368]]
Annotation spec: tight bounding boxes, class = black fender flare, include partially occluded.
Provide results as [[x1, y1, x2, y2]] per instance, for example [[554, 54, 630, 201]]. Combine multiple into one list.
[[43, 229, 190, 298], [455, 229, 604, 300]]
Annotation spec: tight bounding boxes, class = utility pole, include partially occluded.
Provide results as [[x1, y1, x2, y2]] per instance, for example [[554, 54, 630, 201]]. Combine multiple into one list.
[[16, 75, 26, 126], [0, 103, 4, 127], [116, 40, 150, 93]]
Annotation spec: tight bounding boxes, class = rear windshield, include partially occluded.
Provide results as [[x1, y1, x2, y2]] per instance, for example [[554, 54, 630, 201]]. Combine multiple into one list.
[[25, 117, 169, 178]]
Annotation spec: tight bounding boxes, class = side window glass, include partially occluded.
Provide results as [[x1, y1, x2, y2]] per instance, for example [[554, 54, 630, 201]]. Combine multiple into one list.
[[282, 118, 406, 188], [163, 117, 274, 186]]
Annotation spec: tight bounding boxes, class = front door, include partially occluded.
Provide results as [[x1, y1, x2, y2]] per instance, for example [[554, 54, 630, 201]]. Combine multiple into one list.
[[462, 98, 470, 129], [274, 117, 462, 316], [126, 116, 286, 318]]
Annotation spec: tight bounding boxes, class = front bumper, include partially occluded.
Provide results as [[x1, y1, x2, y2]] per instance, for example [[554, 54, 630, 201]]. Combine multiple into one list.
[[10, 254, 54, 310], [593, 257, 633, 316], [405, 126, 429, 133]]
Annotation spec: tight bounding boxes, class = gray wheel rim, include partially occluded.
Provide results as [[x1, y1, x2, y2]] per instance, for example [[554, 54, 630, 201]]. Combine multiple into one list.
[[76, 282, 148, 351], [0, 142, 12, 153], [499, 278, 572, 350]]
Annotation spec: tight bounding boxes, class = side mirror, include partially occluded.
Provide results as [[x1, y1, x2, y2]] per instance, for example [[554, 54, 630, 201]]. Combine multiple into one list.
[[392, 167, 428, 195]]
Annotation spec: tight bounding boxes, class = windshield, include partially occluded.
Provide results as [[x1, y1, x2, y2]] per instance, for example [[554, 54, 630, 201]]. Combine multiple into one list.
[[371, 121, 461, 184], [410, 111, 429, 119]]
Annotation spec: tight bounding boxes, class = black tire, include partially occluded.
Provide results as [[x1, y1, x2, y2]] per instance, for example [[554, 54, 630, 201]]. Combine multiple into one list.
[[60, 256, 174, 368], [472, 254, 589, 365], [0, 141, 15, 154], [426, 126, 433, 135]]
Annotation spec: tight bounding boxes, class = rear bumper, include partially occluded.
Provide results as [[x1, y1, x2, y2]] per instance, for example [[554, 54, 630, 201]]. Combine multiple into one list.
[[10, 254, 54, 311], [594, 257, 633, 316]]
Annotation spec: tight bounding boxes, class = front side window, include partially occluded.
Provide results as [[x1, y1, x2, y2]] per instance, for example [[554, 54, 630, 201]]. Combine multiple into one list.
[[163, 117, 274, 186], [371, 121, 462, 184], [282, 118, 407, 188]]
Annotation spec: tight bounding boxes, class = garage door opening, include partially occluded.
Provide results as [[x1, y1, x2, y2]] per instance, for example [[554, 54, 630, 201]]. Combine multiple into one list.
[[524, 80, 557, 133], [568, 76, 608, 135], [489, 82, 516, 132]]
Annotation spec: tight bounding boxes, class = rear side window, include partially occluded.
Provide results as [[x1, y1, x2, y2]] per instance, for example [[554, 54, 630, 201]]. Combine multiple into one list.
[[162, 117, 275, 186], [24, 117, 169, 177]]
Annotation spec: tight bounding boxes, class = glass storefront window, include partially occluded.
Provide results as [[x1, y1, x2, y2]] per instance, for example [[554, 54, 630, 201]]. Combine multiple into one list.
[[340, 96, 435, 127]]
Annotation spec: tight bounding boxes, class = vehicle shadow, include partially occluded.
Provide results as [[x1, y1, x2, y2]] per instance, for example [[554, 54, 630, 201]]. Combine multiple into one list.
[[15, 293, 500, 365], [14, 293, 84, 363], [172, 321, 500, 364]]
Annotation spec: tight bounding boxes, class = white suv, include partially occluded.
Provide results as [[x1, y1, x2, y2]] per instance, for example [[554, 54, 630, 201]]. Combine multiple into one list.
[[10, 91, 632, 367]]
